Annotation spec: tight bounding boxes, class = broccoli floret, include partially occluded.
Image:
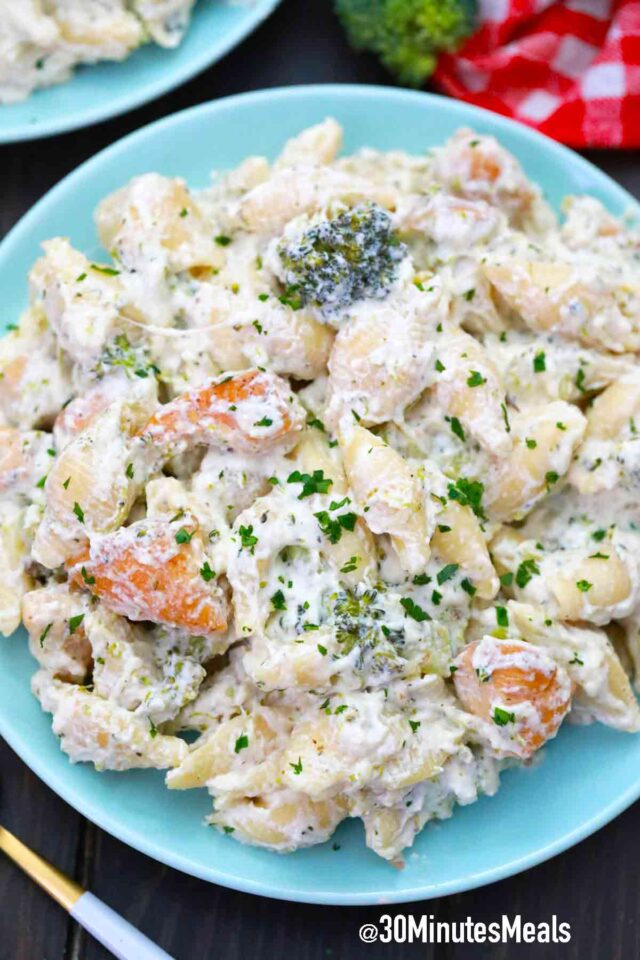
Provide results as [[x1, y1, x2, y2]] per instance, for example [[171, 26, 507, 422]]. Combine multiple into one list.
[[278, 203, 406, 318], [331, 587, 406, 662], [335, 0, 477, 87], [334, 587, 383, 654], [95, 333, 159, 380]]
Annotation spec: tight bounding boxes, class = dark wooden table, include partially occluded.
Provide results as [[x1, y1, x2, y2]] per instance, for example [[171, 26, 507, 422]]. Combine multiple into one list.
[[1, 2, 639, 958]]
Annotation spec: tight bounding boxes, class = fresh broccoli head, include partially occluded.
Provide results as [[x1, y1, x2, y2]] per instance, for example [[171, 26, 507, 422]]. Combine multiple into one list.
[[335, 0, 477, 87], [278, 203, 407, 318]]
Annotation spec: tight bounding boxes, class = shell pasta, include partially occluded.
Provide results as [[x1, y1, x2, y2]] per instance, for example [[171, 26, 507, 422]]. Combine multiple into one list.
[[0, 0, 197, 103], [2, 120, 639, 864]]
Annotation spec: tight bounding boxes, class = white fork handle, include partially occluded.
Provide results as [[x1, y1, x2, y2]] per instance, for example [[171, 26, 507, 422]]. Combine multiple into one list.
[[71, 891, 175, 960]]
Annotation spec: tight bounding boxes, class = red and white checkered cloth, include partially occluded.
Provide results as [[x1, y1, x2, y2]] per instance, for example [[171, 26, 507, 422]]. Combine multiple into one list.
[[434, 0, 640, 147]]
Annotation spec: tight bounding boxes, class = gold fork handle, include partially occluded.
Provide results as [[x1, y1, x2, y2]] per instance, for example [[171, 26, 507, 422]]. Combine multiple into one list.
[[0, 825, 83, 911]]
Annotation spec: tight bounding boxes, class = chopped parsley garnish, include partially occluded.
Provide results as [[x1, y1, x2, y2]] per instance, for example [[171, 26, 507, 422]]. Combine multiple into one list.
[[287, 469, 333, 499], [569, 653, 584, 666], [400, 597, 430, 622], [435, 358, 445, 372], [35, 475, 47, 489], [215, 235, 232, 246], [545, 471, 559, 489], [447, 416, 466, 442], [234, 734, 249, 754], [317, 644, 327, 656], [315, 509, 357, 544], [493, 707, 515, 726], [588, 552, 609, 560], [340, 556, 359, 573], [254, 416, 273, 427], [447, 478, 485, 519], [431, 590, 442, 605], [412, 572, 431, 585], [62, 477, 71, 490], [90, 264, 120, 276], [238, 525, 258, 553], [80, 566, 95, 586], [501, 403, 511, 433], [125, 463, 134, 479], [437, 563, 459, 585], [39, 623, 52, 648], [68, 614, 84, 635], [525, 438, 537, 449], [461, 578, 476, 596], [500, 571, 514, 587], [72, 502, 85, 524], [496, 606, 509, 628], [175, 527, 193, 545], [408, 719, 421, 733], [515, 558, 540, 588], [437, 524, 451, 533], [306, 416, 326, 432], [576, 579, 592, 592], [575, 367, 586, 393], [200, 561, 215, 582], [463, 288, 476, 302], [149, 719, 158, 739], [533, 351, 546, 373], [290, 758, 303, 775], [592, 529, 606, 542], [271, 589, 287, 610], [466, 370, 486, 388]]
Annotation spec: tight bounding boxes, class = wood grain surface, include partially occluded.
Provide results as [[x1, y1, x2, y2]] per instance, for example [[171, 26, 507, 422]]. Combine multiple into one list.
[[1, 2, 639, 958]]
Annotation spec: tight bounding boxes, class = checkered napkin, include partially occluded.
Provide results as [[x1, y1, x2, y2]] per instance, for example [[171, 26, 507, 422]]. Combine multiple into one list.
[[434, 0, 640, 147]]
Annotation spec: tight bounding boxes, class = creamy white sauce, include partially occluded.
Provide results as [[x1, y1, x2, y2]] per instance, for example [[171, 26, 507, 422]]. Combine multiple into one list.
[[2, 119, 639, 863]]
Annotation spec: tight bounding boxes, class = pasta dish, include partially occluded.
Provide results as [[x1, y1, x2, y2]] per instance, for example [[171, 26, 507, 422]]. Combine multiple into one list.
[[0, 0, 196, 103], [1, 119, 639, 862]]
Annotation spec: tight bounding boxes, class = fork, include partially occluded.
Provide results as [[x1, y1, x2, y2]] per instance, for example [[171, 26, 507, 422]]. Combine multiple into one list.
[[0, 825, 175, 960]]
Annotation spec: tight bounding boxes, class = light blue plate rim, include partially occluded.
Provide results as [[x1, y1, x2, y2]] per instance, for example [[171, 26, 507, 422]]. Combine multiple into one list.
[[0, 0, 282, 143], [1, 85, 638, 904], [2, 703, 640, 905]]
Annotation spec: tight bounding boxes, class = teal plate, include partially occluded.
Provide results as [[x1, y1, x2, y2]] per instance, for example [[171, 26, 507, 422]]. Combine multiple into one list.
[[0, 0, 281, 143], [1, 86, 639, 904]]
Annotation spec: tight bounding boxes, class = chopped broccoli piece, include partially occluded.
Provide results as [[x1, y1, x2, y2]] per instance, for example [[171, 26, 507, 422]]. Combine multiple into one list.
[[96, 333, 159, 380], [331, 587, 404, 657], [335, 0, 477, 87], [278, 203, 406, 317]]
